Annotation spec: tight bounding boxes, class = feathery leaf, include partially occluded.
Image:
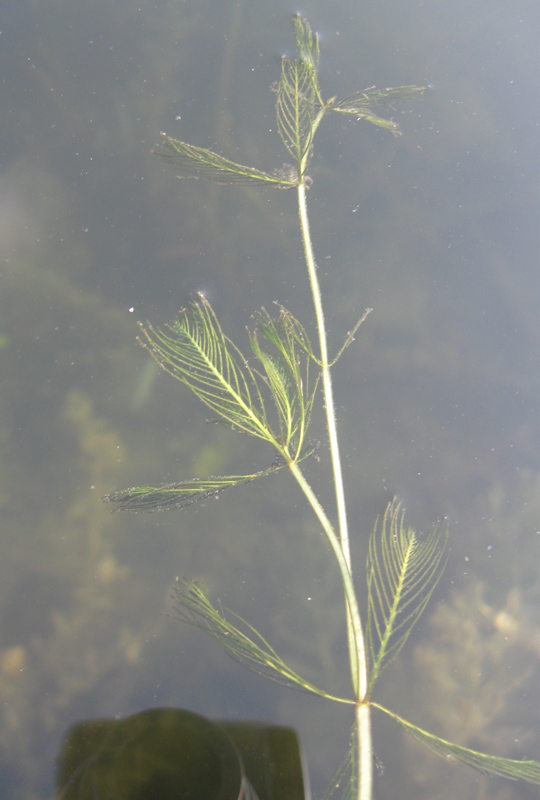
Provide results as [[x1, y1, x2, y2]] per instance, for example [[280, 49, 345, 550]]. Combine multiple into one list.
[[102, 466, 282, 512], [173, 580, 352, 703], [154, 134, 298, 188], [276, 16, 323, 178], [333, 85, 428, 136], [366, 501, 447, 693], [136, 294, 275, 444], [248, 306, 319, 459], [320, 723, 359, 800], [276, 57, 317, 175], [102, 299, 320, 512], [103, 439, 318, 512], [329, 308, 372, 367], [372, 703, 540, 784], [291, 15, 322, 104]]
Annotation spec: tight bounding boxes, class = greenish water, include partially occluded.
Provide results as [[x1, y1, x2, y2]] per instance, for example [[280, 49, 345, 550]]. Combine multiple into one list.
[[0, 1, 539, 798]]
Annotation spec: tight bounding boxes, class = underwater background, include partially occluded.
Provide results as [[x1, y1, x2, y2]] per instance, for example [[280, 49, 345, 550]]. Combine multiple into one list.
[[0, 0, 539, 798]]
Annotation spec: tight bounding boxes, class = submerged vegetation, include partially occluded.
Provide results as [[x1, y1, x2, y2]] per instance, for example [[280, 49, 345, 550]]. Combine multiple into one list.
[[104, 16, 540, 800]]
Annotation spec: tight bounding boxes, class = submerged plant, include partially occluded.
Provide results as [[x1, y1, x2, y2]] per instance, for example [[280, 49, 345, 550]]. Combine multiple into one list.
[[104, 17, 540, 800]]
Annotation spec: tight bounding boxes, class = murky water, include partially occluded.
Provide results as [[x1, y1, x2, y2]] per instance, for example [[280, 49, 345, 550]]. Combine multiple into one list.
[[1, 1, 539, 798]]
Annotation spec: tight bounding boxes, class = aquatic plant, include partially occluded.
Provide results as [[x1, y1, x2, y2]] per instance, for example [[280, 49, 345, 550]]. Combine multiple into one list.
[[104, 16, 540, 800]]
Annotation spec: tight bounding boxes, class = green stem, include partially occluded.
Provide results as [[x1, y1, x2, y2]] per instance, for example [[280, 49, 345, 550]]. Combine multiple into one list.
[[297, 180, 361, 680], [297, 182, 351, 569], [290, 445, 372, 800], [296, 178, 372, 800], [288, 462, 366, 694], [357, 701, 373, 800]]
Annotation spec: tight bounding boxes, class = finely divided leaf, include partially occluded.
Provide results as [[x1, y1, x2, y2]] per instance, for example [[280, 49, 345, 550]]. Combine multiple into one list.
[[291, 15, 322, 105], [372, 703, 540, 785], [102, 467, 281, 512], [276, 17, 323, 177], [367, 501, 447, 693], [173, 579, 352, 703], [248, 307, 319, 459], [102, 300, 320, 513], [276, 56, 317, 174], [320, 723, 359, 800], [136, 295, 274, 443], [329, 308, 372, 367], [102, 444, 318, 512], [333, 85, 428, 136], [154, 134, 298, 188]]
